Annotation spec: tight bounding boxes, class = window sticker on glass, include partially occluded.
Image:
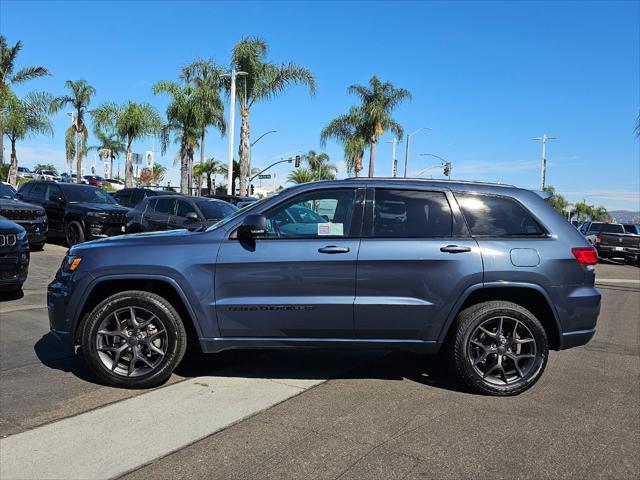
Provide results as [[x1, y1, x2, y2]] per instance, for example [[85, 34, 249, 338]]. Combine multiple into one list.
[[318, 223, 344, 236]]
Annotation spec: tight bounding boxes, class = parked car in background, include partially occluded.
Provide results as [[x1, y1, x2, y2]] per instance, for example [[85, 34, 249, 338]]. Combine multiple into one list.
[[49, 179, 600, 394], [0, 182, 47, 250], [125, 195, 237, 233], [578, 221, 624, 244], [106, 178, 125, 190], [112, 187, 182, 208], [83, 175, 107, 187], [585, 222, 640, 264], [33, 170, 61, 182], [0, 218, 29, 292], [17, 166, 33, 179], [207, 194, 259, 206], [623, 224, 640, 235], [61, 173, 86, 184], [17, 181, 129, 246]]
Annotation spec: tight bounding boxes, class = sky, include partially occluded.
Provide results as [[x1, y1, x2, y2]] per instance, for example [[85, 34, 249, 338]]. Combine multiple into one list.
[[2, 0, 639, 210]]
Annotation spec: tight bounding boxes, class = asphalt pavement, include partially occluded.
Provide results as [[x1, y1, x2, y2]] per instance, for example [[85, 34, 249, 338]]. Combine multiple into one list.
[[0, 247, 638, 479]]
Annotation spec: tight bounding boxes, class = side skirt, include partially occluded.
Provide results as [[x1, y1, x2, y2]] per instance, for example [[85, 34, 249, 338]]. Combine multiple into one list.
[[199, 337, 442, 354]]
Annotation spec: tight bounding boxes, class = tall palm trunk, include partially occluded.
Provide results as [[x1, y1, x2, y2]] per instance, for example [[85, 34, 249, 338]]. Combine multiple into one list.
[[75, 126, 82, 183], [368, 135, 377, 177], [180, 140, 189, 194], [125, 139, 134, 188], [206, 174, 212, 194], [354, 153, 363, 178], [198, 129, 206, 196], [8, 138, 18, 185], [0, 120, 4, 166], [238, 106, 250, 196], [110, 156, 114, 180]]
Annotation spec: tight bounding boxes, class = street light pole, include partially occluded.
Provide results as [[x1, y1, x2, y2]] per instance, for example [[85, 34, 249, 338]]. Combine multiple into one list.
[[223, 68, 247, 195], [387, 138, 398, 177], [248, 129, 277, 195], [531, 133, 557, 190], [404, 127, 432, 178]]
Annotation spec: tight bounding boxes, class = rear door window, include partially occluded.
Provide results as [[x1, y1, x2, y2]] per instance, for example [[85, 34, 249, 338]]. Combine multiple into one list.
[[455, 193, 545, 237], [154, 198, 176, 215], [373, 189, 453, 237]]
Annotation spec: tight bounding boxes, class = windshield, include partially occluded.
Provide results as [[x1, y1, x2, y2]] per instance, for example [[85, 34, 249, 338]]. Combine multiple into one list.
[[197, 200, 238, 220], [0, 183, 16, 199], [63, 185, 116, 204], [206, 196, 270, 231], [589, 223, 624, 234]]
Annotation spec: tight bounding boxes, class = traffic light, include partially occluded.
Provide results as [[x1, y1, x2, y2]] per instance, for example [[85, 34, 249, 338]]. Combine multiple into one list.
[[250, 184, 255, 195], [295, 155, 301, 168], [443, 162, 451, 178]]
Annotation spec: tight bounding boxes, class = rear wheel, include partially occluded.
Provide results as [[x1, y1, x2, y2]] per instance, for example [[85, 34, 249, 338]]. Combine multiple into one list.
[[65, 220, 85, 246], [81, 290, 187, 388], [449, 300, 548, 396]]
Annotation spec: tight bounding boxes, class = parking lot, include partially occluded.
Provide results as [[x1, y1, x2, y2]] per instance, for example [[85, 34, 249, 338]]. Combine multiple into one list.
[[0, 246, 638, 479]]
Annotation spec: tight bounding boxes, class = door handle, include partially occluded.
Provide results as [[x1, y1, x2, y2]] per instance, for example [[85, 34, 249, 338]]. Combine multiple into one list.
[[440, 245, 472, 254], [318, 246, 350, 254]]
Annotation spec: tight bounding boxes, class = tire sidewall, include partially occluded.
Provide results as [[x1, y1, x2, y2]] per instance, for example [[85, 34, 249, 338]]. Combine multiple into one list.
[[81, 292, 186, 388], [455, 304, 548, 396], [65, 220, 85, 247]]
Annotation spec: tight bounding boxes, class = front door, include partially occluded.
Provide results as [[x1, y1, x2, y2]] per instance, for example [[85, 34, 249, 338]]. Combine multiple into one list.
[[43, 184, 65, 233], [215, 187, 364, 338], [144, 198, 174, 231], [355, 187, 483, 340]]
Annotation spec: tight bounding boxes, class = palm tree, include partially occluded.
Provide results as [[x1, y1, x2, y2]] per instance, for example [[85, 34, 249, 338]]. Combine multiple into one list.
[[219, 159, 251, 193], [89, 130, 125, 179], [0, 36, 50, 165], [193, 157, 222, 194], [287, 168, 315, 184], [181, 59, 226, 171], [91, 101, 163, 188], [2, 91, 53, 185], [230, 37, 316, 195], [305, 150, 337, 180], [51, 80, 95, 182], [320, 106, 367, 177], [153, 81, 203, 193], [347, 76, 411, 177]]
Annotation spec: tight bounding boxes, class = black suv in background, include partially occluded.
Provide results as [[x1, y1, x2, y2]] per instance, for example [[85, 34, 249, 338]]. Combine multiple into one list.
[[112, 188, 181, 208], [17, 181, 129, 246], [207, 194, 258, 206], [126, 195, 237, 233], [0, 218, 29, 292], [0, 182, 47, 250]]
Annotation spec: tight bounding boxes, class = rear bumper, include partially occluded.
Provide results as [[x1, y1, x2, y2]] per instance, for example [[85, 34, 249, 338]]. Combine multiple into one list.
[[549, 285, 601, 350], [596, 245, 639, 260], [560, 327, 597, 349]]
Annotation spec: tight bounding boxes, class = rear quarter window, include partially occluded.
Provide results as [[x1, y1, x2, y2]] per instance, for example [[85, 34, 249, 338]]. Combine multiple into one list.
[[455, 192, 545, 237]]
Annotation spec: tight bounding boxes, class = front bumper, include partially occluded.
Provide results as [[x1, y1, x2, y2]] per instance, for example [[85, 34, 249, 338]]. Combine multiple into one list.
[[0, 247, 29, 287], [16, 219, 48, 245], [87, 222, 126, 239], [47, 270, 92, 345]]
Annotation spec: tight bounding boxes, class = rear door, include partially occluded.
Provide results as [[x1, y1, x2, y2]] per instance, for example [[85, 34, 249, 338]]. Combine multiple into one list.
[[355, 187, 482, 340], [145, 198, 174, 231]]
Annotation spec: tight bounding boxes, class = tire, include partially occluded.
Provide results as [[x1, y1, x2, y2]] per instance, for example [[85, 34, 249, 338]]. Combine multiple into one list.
[[30, 242, 45, 251], [65, 220, 85, 247], [81, 290, 187, 389], [448, 300, 548, 396]]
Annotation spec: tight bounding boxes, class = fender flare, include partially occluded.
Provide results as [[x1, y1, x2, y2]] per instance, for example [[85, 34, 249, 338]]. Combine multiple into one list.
[[72, 273, 205, 340], [437, 281, 563, 344]]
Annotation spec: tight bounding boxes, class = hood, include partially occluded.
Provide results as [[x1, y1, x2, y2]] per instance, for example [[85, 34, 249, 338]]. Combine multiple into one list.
[[71, 228, 196, 253], [0, 218, 25, 233], [70, 202, 129, 213], [0, 198, 46, 213]]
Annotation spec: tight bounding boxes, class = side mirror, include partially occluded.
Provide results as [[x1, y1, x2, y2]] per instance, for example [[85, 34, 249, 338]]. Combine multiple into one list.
[[185, 211, 199, 222], [238, 214, 267, 239]]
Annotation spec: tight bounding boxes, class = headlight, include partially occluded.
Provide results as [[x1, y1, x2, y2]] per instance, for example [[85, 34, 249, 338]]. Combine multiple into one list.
[[17, 231, 27, 241], [87, 211, 108, 218], [61, 255, 83, 272]]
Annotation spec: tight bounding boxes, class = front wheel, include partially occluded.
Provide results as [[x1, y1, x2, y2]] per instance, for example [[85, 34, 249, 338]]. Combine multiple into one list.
[[81, 291, 187, 388], [65, 220, 85, 246], [449, 301, 548, 396]]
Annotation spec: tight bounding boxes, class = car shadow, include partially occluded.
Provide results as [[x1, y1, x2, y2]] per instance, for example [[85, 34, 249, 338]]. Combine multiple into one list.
[[0, 289, 24, 302], [34, 333, 472, 395]]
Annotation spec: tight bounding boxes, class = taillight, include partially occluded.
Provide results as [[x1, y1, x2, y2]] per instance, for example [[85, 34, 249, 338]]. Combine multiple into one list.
[[572, 247, 597, 265]]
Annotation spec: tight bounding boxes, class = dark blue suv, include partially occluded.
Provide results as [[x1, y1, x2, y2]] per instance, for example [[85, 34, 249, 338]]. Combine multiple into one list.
[[48, 179, 600, 395]]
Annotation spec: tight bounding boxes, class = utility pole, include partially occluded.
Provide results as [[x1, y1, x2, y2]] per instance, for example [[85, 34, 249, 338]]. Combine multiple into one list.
[[387, 138, 398, 177], [222, 68, 247, 195], [404, 127, 432, 177], [531, 133, 557, 190]]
